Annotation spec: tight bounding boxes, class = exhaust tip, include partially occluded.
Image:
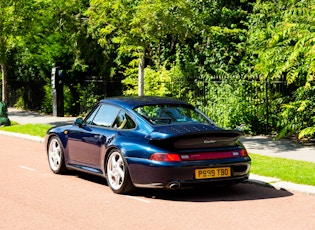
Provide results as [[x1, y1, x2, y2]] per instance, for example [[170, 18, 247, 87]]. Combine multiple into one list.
[[167, 181, 181, 190]]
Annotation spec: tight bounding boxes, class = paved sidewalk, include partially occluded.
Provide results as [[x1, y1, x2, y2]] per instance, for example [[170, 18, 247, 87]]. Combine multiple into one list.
[[7, 107, 75, 126], [2, 107, 315, 196], [240, 136, 315, 163]]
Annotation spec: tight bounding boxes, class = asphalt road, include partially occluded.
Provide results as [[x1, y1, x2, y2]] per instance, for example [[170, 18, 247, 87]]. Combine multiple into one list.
[[1, 135, 315, 229]]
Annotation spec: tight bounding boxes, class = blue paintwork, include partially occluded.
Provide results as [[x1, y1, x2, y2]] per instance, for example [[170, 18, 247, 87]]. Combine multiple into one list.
[[45, 96, 251, 189]]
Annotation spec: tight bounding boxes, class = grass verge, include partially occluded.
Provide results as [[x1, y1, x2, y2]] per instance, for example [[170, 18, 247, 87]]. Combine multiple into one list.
[[0, 124, 52, 138], [1, 123, 315, 186], [250, 153, 315, 186]]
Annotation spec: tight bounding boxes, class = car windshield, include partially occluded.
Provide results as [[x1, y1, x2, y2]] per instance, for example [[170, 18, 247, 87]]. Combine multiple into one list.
[[134, 104, 212, 125]]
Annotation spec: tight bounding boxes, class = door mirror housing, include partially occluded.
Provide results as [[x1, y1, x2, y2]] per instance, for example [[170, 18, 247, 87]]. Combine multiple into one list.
[[74, 117, 83, 127]]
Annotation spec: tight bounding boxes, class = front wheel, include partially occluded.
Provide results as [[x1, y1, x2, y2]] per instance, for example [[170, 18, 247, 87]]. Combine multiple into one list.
[[106, 149, 135, 194], [47, 136, 67, 174]]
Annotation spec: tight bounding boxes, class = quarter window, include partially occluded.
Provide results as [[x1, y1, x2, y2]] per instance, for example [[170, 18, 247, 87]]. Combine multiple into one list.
[[113, 111, 136, 129]]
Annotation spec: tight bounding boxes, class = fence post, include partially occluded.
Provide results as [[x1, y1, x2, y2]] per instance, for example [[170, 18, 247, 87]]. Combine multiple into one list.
[[265, 80, 269, 133]]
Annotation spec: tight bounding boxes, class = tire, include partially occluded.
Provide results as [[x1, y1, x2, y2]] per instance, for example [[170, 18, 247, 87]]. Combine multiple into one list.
[[47, 136, 67, 174], [106, 149, 135, 194]]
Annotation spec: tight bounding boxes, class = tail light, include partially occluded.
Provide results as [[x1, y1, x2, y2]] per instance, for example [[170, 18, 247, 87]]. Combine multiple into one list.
[[149, 149, 248, 162], [149, 153, 181, 162], [240, 149, 248, 157]]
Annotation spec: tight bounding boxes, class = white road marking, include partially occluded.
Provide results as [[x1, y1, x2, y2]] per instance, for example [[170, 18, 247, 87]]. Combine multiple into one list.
[[19, 166, 36, 171], [125, 195, 151, 203]]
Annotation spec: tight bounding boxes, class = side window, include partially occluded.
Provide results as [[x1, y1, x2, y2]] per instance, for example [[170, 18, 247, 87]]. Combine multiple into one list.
[[113, 110, 136, 129], [85, 105, 101, 125], [89, 104, 120, 127]]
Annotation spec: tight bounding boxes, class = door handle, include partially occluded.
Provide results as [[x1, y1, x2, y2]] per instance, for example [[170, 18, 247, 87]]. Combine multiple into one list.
[[94, 134, 104, 139]]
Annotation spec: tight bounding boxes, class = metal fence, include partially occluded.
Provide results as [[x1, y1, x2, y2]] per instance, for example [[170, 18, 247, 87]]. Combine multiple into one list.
[[169, 76, 287, 134], [5, 75, 287, 134]]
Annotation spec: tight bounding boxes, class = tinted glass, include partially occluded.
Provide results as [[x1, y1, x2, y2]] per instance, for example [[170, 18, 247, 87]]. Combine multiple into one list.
[[89, 104, 120, 127], [85, 105, 101, 125], [113, 110, 136, 129]]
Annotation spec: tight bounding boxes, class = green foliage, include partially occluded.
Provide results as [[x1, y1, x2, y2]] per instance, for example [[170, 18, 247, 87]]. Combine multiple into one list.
[[205, 80, 251, 129], [299, 127, 315, 139], [247, 0, 315, 82], [74, 82, 103, 116], [41, 83, 53, 114], [278, 84, 315, 138], [199, 78, 268, 134], [3, 0, 315, 141], [122, 58, 185, 97], [122, 66, 171, 96], [246, 0, 315, 138], [14, 94, 25, 109]]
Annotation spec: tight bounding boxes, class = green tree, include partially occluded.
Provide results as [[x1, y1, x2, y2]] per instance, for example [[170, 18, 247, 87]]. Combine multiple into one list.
[[247, 0, 315, 138], [87, 0, 195, 96], [247, 0, 315, 83], [0, 0, 23, 101], [6, 0, 108, 112]]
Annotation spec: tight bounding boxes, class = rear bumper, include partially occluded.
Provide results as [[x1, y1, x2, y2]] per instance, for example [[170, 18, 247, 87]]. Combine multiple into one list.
[[127, 158, 251, 189]]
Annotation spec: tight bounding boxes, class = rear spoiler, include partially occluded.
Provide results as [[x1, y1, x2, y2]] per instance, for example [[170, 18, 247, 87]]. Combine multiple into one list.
[[146, 130, 243, 150]]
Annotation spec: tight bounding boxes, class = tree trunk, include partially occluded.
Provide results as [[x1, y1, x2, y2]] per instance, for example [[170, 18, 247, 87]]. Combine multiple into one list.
[[1, 63, 6, 102], [138, 55, 145, 96]]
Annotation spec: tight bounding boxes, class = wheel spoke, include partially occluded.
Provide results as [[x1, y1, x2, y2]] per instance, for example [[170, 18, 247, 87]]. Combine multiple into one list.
[[111, 155, 117, 168], [116, 157, 123, 166], [53, 142, 59, 166], [107, 167, 114, 178], [113, 174, 120, 187], [109, 168, 119, 186], [116, 165, 124, 179]]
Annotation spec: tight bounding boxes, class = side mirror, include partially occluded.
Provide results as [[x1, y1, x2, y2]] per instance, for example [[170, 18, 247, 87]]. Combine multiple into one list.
[[74, 117, 83, 127]]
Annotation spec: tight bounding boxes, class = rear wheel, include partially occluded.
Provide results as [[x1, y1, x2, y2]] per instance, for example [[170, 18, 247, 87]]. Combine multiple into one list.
[[106, 149, 135, 194], [47, 137, 67, 174]]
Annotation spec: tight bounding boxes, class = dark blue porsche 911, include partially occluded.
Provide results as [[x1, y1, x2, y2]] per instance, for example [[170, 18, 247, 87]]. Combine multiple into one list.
[[45, 96, 251, 194]]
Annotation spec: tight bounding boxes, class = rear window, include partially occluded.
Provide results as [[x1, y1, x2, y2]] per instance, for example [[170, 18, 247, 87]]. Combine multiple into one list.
[[134, 104, 211, 125]]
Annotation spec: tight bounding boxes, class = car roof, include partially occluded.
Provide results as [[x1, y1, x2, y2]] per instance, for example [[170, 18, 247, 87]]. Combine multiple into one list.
[[100, 96, 192, 109]]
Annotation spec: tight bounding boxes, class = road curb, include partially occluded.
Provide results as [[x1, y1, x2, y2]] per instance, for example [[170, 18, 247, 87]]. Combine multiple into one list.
[[248, 174, 315, 196], [0, 130, 44, 143]]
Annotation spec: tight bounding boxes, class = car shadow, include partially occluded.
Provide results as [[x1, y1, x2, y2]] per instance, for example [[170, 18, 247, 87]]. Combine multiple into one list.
[[72, 172, 293, 202], [69, 171, 107, 185], [132, 182, 293, 202]]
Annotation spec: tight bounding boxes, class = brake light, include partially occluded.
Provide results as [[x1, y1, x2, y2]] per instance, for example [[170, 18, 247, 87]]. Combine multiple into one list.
[[149, 153, 181, 162]]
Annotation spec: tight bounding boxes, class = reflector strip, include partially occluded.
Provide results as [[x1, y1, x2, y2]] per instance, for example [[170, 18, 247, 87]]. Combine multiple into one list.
[[180, 150, 246, 161]]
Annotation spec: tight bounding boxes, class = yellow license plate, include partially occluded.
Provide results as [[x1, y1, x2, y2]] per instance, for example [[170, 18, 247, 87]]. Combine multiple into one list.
[[195, 167, 231, 179]]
